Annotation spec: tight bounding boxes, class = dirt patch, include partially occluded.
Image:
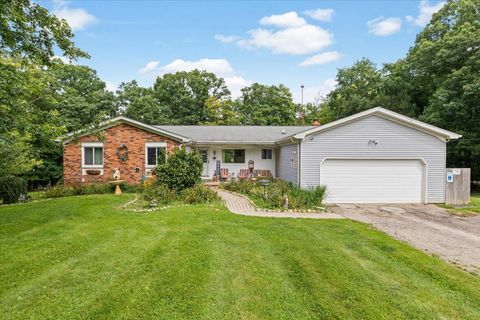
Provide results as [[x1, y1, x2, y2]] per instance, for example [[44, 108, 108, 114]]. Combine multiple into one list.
[[330, 203, 480, 273]]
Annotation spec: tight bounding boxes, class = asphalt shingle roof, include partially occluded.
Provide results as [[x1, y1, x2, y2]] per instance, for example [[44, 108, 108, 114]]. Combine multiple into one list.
[[155, 125, 314, 143]]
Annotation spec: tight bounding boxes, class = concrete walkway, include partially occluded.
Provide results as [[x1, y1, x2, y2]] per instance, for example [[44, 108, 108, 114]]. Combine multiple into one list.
[[216, 189, 343, 219]]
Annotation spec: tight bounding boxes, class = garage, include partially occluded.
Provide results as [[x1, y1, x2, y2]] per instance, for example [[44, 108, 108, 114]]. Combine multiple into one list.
[[320, 159, 425, 203]]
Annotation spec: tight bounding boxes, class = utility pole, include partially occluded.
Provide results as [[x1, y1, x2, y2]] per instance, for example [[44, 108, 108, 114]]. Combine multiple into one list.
[[301, 84, 305, 125]]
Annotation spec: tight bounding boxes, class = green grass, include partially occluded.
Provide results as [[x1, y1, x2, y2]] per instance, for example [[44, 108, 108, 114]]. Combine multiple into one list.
[[1, 195, 480, 319], [438, 193, 480, 215]]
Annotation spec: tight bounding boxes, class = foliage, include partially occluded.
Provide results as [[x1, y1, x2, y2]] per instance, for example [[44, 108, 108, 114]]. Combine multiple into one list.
[[223, 179, 327, 210], [0, 175, 28, 204], [142, 182, 177, 205], [0, 132, 42, 177], [202, 96, 239, 125], [154, 148, 203, 191], [43, 183, 140, 198], [0, 0, 88, 64], [48, 61, 117, 132], [152, 70, 231, 125], [180, 185, 220, 204], [118, 80, 165, 124], [236, 83, 297, 125]]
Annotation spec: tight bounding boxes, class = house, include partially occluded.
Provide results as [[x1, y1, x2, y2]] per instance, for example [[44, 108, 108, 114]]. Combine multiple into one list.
[[62, 107, 461, 204]]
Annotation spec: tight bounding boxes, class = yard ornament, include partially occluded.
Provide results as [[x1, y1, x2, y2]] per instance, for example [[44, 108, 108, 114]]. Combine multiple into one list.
[[112, 168, 121, 181]]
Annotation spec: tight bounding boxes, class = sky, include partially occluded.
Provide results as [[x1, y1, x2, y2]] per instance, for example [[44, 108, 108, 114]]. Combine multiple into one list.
[[41, 0, 445, 103]]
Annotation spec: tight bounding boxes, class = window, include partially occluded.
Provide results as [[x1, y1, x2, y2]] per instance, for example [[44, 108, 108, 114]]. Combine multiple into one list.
[[82, 143, 103, 167], [261, 148, 273, 160], [146, 146, 166, 167], [290, 151, 297, 168], [223, 149, 245, 163]]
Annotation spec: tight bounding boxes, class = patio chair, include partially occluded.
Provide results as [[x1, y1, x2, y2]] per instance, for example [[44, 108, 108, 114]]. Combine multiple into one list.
[[219, 168, 229, 181], [237, 169, 250, 179], [254, 169, 273, 178]]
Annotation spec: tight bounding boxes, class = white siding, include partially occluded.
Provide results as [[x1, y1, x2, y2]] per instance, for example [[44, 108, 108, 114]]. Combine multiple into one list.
[[300, 115, 446, 203], [277, 143, 298, 184]]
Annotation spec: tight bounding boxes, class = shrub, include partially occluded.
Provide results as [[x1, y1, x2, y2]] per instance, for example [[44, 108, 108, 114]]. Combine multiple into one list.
[[43, 183, 140, 199], [0, 176, 28, 204], [223, 179, 327, 210], [288, 185, 327, 209], [154, 148, 202, 191], [223, 179, 256, 194], [180, 185, 220, 204], [142, 182, 177, 204], [44, 185, 74, 198]]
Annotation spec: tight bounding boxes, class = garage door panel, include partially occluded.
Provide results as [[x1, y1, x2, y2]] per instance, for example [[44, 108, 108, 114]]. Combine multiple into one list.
[[320, 159, 423, 203]]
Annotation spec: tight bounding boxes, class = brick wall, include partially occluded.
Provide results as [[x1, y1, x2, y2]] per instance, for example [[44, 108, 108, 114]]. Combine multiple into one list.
[[63, 123, 180, 186]]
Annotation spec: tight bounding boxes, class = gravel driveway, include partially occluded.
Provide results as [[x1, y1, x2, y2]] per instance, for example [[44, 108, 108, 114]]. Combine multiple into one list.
[[330, 203, 480, 273]]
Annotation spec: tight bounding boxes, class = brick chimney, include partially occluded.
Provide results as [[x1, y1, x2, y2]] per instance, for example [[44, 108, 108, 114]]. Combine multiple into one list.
[[312, 119, 320, 126]]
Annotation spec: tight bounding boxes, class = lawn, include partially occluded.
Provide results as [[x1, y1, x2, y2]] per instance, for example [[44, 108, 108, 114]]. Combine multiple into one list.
[[438, 193, 480, 215], [1, 195, 480, 319]]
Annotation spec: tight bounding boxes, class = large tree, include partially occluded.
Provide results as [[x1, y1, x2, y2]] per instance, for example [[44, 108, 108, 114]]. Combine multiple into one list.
[[153, 70, 231, 125], [119, 81, 165, 124], [49, 60, 116, 132], [0, 0, 88, 64], [236, 83, 296, 125]]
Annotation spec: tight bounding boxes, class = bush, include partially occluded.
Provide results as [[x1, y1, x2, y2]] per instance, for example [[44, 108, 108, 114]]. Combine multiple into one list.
[[43, 183, 140, 198], [0, 176, 28, 204], [223, 179, 327, 210], [142, 182, 177, 204], [154, 148, 202, 191], [180, 185, 220, 204]]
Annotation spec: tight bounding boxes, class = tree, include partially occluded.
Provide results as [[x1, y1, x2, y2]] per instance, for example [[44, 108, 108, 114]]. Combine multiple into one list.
[[0, 0, 88, 64], [236, 83, 296, 125], [48, 60, 116, 132], [118, 81, 165, 124], [153, 70, 231, 124], [320, 59, 385, 122], [202, 97, 239, 125], [0, 54, 63, 182]]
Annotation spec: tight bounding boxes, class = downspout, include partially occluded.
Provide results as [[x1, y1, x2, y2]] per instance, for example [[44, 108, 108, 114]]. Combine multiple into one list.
[[297, 141, 301, 187]]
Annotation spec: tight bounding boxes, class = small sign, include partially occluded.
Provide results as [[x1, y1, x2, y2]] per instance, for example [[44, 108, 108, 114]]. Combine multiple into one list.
[[452, 169, 461, 175], [446, 172, 454, 183]]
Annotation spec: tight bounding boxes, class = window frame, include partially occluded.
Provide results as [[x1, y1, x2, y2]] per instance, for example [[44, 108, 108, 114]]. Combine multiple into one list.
[[261, 148, 273, 160], [222, 149, 246, 164], [145, 142, 168, 168], [82, 142, 104, 168]]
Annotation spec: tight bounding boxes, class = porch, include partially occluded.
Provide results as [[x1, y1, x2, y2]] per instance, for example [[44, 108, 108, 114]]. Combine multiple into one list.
[[194, 145, 276, 181]]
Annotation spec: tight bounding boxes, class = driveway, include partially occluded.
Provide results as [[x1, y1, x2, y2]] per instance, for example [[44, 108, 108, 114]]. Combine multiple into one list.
[[330, 203, 480, 273]]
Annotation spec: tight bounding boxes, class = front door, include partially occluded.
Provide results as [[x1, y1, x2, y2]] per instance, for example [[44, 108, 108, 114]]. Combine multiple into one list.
[[199, 149, 209, 176]]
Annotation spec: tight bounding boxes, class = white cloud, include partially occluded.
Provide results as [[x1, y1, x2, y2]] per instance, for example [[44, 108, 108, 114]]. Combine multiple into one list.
[[105, 81, 117, 92], [238, 24, 333, 55], [367, 17, 402, 36], [304, 9, 334, 22], [216, 11, 334, 56], [139, 61, 160, 74], [406, 0, 445, 26], [214, 34, 240, 43], [293, 79, 337, 104], [53, 1, 96, 31], [224, 76, 252, 98], [259, 11, 307, 28], [160, 58, 233, 74], [299, 51, 341, 67]]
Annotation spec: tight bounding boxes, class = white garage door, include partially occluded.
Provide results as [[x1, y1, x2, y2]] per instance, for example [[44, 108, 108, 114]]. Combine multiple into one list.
[[320, 159, 424, 203]]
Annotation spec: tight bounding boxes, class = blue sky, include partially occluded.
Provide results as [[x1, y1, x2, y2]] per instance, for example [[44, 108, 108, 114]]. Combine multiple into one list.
[[42, 0, 445, 103]]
